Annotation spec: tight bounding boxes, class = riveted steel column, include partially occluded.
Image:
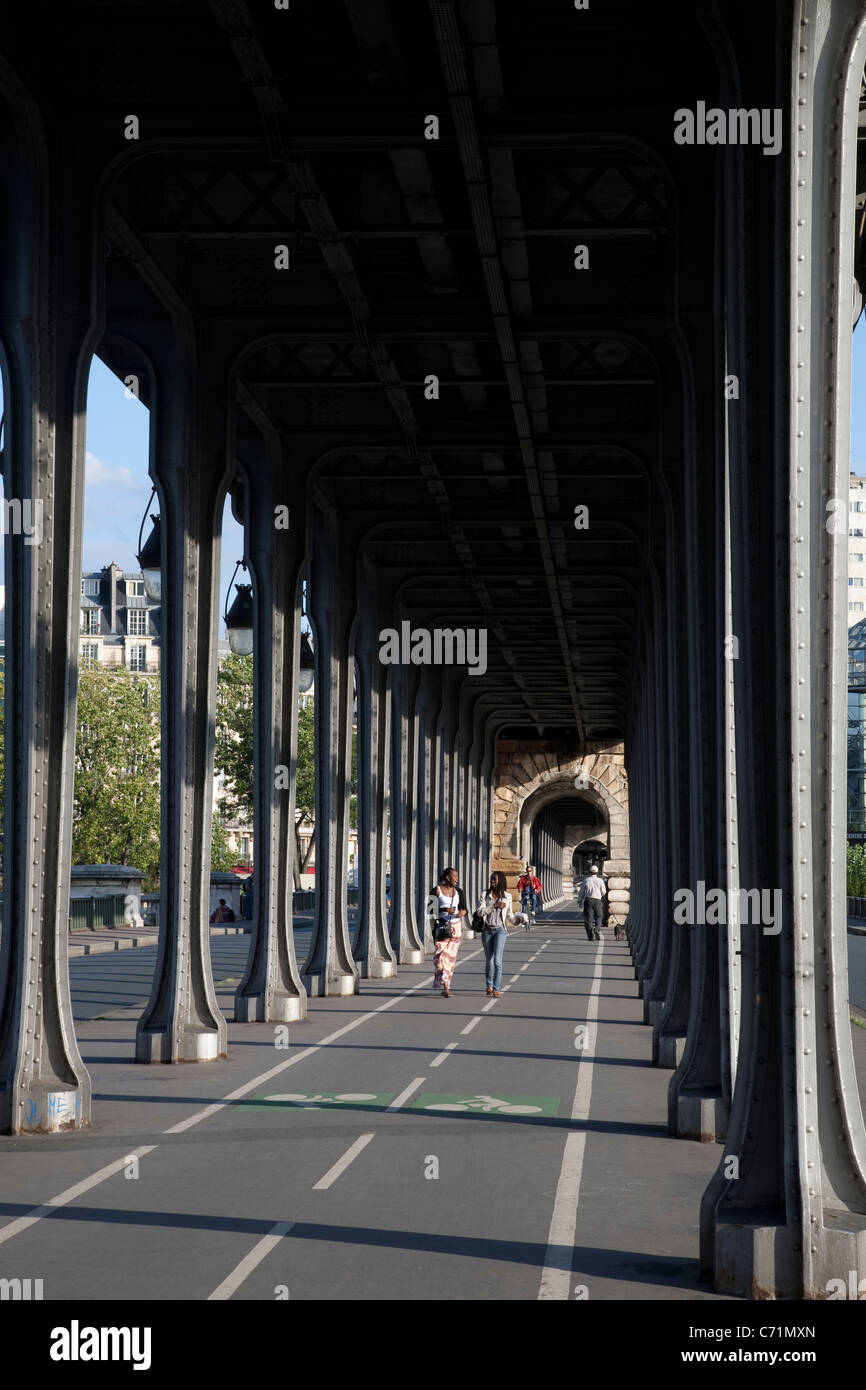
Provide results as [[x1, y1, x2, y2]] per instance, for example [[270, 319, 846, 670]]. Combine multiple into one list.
[[667, 166, 734, 1138], [701, 1, 866, 1297], [353, 554, 397, 980], [415, 672, 436, 952], [302, 498, 359, 996], [0, 138, 100, 1130], [233, 420, 308, 1023], [390, 658, 424, 964], [136, 344, 232, 1062]]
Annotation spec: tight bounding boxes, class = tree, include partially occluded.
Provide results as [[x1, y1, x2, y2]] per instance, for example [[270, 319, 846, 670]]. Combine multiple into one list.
[[211, 810, 237, 872], [73, 661, 161, 888], [213, 652, 254, 825]]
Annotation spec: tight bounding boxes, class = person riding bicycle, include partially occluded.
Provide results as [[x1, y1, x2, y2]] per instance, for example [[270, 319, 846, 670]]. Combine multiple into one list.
[[517, 865, 543, 920]]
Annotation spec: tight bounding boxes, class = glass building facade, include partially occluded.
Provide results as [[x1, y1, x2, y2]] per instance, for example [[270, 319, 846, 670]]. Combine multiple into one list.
[[848, 618, 866, 839]]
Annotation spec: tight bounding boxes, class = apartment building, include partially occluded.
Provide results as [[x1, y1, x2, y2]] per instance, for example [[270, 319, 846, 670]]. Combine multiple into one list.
[[79, 562, 161, 671], [849, 474, 866, 626]]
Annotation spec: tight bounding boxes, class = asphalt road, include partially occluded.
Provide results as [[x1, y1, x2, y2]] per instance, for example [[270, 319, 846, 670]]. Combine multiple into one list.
[[1, 914, 864, 1302]]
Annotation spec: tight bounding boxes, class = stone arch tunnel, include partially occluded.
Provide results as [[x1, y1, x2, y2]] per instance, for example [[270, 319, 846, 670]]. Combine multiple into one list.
[[0, 0, 865, 1302]]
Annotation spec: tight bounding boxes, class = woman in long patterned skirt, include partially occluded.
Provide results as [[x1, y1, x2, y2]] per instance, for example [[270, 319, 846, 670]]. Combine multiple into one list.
[[430, 866, 467, 998]]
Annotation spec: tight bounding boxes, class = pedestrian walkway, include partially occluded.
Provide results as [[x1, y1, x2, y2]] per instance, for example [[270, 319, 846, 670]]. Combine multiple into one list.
[[3, 907, 862, 1301]]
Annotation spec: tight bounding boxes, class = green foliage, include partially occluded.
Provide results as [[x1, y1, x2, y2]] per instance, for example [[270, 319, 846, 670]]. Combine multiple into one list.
[[847, 842, 866, 897], [214, 652, 255, 825], [210, 810, 237, 872], [295, 698, 315, 820], [73, 662, 161, 888]]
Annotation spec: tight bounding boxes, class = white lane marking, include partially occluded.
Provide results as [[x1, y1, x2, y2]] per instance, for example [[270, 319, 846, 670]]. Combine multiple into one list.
[[509, 975, 520, 984], [520, 964, 529, 972], [0, 1145, 158, 1248], [460, 1016, 482, 1035], [313, 1133, 375, 1191], [165, 952, 483, 1137], [538, 940, 605, 1300], [387, 1077, 427, 1111], [481, 997, 498, 1012], [208, 1221, 295, 1301], [0, 952, 486, 1251], [430, 1042, 458, 1068]]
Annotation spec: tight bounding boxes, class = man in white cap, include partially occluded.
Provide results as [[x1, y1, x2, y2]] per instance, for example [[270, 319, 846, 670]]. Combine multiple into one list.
[[577, 864, 606, 941]]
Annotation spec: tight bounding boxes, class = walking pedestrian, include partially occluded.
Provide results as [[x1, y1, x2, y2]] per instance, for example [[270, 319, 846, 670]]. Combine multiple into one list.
[[578, 864, 606, 940], [476, 871, 522, 997], [429, 867, 468, 998]]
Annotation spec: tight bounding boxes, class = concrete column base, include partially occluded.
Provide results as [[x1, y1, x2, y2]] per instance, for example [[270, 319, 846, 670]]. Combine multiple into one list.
[[302, 970, 358, 997], [674, 1089, 727, 1142], [359, 958, 397, 979], [710, 1219, 801, 1299], [644, 996, 665, 1027], [17, 1085, 86, 1132], [136, 1026, 225, 1063], [398, 946, 424, 965], [234, 992, 307, 1023], [654, 1030, 686, 1068]]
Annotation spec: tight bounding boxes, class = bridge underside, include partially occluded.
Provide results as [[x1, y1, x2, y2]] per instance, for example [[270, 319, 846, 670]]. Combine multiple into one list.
[[0, 0, 865, 1298]]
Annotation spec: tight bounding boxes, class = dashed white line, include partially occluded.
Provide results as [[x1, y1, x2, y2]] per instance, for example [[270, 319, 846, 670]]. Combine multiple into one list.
[[430, 1042, 458, 1068], [538, 940, 605, 1300], [313, 1133, 376, 1191], [481, 997, 498, 1011], [460, 1016, 482, 1035], [509, 974, 520, 984], [208, 1221, 295, 1300], [520, 964, 529, 972], [387, 1077, 426, 1111], [0, 952, 488, 1251]]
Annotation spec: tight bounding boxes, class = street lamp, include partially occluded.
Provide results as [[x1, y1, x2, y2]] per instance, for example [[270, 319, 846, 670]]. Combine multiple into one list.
[[224, 561, 254, 656], [299, 631, 314, 693], [136, 491, 162, 602]]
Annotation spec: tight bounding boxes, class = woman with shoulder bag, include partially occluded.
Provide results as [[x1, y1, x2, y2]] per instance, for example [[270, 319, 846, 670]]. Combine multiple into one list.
[[476, 871, 522, 997], [429, 866, 467, 998]]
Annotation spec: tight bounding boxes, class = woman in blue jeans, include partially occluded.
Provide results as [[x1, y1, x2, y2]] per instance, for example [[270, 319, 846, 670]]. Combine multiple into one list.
[[476, 871, 520, 997]]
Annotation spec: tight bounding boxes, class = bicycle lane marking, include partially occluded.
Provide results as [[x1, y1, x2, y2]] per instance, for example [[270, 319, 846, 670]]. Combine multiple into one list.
[[537, 938, 605, 1300], [0, 953, 484, 1252], [312, 1133, 376, 1191], [166, 948, 483, 1136], [208, 1222, 295, 1301], [0, 1146, 157, 1249]]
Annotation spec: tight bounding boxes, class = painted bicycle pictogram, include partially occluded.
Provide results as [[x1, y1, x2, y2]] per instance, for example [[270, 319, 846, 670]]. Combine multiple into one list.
[[422, 1094, 543, 1115]]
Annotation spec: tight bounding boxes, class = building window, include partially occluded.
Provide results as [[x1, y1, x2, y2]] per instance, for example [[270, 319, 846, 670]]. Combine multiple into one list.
[[852, 553, 864, 562], [853, 577, 865, 588], [127, 580, 145, 597], [81, 608, 100, 634], [81, 644, 99, 662], [128, 645, 147, 672], [81, 578, 100, 597], [127, 610, 148, 636]]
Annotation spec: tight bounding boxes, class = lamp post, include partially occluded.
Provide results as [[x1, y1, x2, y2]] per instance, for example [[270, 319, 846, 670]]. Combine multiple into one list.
[[136, 490, 161, 602], [224, 560, 254, 656]]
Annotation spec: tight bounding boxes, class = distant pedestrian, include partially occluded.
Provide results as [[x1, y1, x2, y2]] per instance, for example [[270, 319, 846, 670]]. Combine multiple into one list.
[[578, 865, 606, 940], [475, 871, 523, 997], [429, 867, 467, 998], [210, 898, 236, 924]]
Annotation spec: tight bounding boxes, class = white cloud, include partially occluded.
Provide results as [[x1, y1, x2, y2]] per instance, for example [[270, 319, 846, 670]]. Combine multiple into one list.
[[85, 451, 141, 490]]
